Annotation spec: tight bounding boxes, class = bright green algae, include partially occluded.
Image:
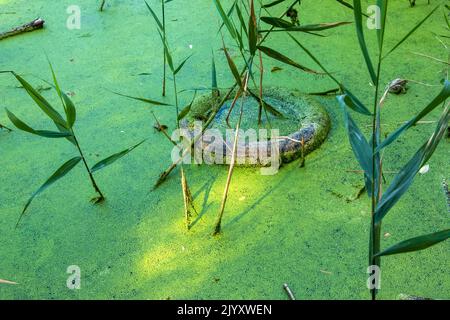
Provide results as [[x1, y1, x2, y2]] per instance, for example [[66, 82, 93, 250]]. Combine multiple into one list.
[[0, 0, 449, 299]]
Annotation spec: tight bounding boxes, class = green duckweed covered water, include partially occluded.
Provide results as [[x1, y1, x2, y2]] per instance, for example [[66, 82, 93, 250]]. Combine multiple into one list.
[[0, 0, 449, 299]]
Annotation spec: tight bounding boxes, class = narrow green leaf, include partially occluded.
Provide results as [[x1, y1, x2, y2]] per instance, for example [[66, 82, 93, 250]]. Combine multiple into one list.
[[248, 89, 284, 118], [377, 0, 388, 50], [257, 45, 319, 74], [11, 72, 68, 128], [213, 0, 237, 39], [248, 0, 258, 56], [341, 86, 373, 115], [211, 52, 219, 96], [16, 156, 82, 227], [178, 91, 197, 121], [6, 108, 72, 138], [109, 90, 171, 106], [271, 22, 353, 32], [235, 4, 249, 37], [353, 0, 377, 84], [375, 106, 450, 223], [262, 0, 286, 8], [91, 140, 147, 173], [144, 0, 163, 30], [222, 42, 243, 89], [157, 29, 174, 72], [260, 16, 294, 28], [383, 5, 439, 59], [338, 95, 373, 180], [218, 0, 237, 34], [375, 229, 450, 257], [61, 92, 77, 128], [377, 80, 450, 152], [174, 55, 192, 75]]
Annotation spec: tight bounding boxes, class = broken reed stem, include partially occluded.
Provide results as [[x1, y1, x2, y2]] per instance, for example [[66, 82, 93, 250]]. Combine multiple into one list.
[[213, 103, 244, 236], [442, 178, 450, 213], [152, 112, 177, 146], [258, 50, 264, 124], [0, 279, 18, 285], [283, 283, 296, 300], [0, 18, 45, 41], [99, 0, 106, 11], [213, 72, 249, 235]]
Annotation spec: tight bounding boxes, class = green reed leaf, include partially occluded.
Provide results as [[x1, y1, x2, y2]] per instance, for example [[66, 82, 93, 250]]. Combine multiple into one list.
[[376, 80, 450, 152], [257, 45, 319, 74], [5, 108, 72, 138], [144, 0, 163, 31], [248, 0, 258, 56], [109, 90, 171, 106], [375, 106, 450, 224], [16, 156, 82, 227], [174, 55, 192, 75], [222, 42, 243, 89], [262, 0, 286, 8], [338, 95, 373, 180], [375, 229, 450, 257], [91, 139, 147, 173], [213, 0, 237, 39], [211, 52, 219, 96], [383, 5, 439, 59], [260, 16, 294, 28], [352, 0, 377, 84], [377, 0, 388, 51], [178, 91, 197, 121], [11, 72, 68, 128]]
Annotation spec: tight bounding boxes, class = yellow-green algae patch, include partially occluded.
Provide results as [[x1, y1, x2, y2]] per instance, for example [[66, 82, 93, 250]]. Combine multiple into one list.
[[0, 0, 449, 300]]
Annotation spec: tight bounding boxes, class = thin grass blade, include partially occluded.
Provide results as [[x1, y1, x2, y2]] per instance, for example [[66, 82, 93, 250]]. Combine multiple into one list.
[[16, 156, 82, 227], [375, 229, 450, 257], [91, 139, 147, 173]]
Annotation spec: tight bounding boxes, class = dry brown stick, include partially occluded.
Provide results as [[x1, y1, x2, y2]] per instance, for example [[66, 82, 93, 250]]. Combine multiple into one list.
[[0, 18, 45, 41]]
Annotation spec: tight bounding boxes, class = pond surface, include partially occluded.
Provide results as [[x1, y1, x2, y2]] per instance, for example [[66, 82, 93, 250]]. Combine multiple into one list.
[[0, 0, 449, 299]]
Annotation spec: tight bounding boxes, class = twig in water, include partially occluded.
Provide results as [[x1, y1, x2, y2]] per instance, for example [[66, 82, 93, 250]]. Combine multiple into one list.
[[0, 18, 45, 41], [283, 283, 296, 300], [99, 0, 106, 11]]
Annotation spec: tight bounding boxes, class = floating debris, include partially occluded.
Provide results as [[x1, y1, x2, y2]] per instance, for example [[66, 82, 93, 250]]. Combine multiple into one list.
[[0, 18, 45, 41], [283, 283, 296, 300]]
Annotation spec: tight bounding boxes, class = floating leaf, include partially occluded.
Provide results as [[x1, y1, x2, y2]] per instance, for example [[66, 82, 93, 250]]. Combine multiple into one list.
[[5, 108, 72, 138], [91, 139, 147, 173], [375, 229, 450, 257], [16, 156, 82, 227], [257, 45, 319, 74]]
